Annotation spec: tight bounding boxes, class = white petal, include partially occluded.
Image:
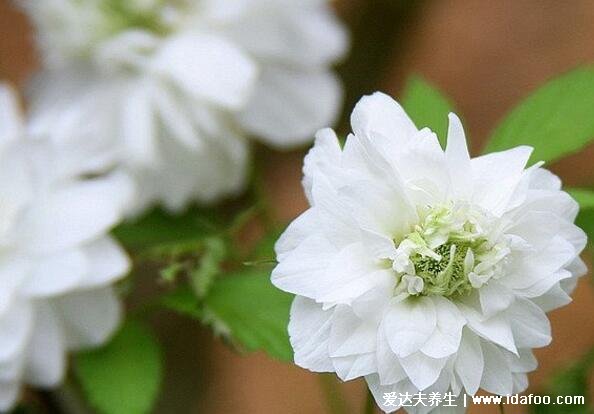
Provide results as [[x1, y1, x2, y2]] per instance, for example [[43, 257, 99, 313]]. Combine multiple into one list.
[[150, 84, 201, 150], [532, 283, 572, 312], [365, 375, 411, 414], [271, 234, 337, 300], [0, 257, 29, 316], [24, 302, 66, 387], [512, 373, 529, 394], [0, 351, 23, 383], [328, 306, 377, 357], [21, 248, 87, 297], [78, 237, 130, 289], [226, 1, 347, 67], [480, 341, 513, 396], [0, 300, 32, 363], [121, 80, 157, 166], [506, 349, 537, 373], [53, 287, 122, 349], [506, 298, 551, 348], [501, 236, 576, 291], [288, 296, 334, 372], [471, 146, 532, 215], [302, 128, 343, 203], [152, 33, 257, 109], [513, 269, 573, 299], [351, 93, 417, 150], [275, 209, 319, 262], [384, 297, 437, 358], [420, 297, 465, 359], [445, 113, 473, 200], [309, 171, 361, 236], [20, 173, 133, 254], [507, 211, 584, 252], [239, 67, 342, 148], [376, 323, 408, 385], [332, 353, 376, 382], [399, 352, 448, 391], [351, 277, 395, 322], [478, 282, 515, 317], [351, 92, 417, 143], [394, 130, 450, 206], [529, 168, 561, 190], [318, 243, 392, 305], [339, 178, 417, 240], [0, 84, 23, 144], [461, 305, 517, 355], [454, 329, 483, 395]]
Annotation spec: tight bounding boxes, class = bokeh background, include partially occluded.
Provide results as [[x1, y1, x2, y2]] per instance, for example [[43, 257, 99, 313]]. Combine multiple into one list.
[[2, 0, 594, 413]]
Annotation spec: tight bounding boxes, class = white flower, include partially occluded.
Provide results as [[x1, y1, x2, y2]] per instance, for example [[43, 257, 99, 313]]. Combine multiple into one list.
[[21, 0, 348, 213], [272, 92, 587, 413], [0, 85, 133, 410]]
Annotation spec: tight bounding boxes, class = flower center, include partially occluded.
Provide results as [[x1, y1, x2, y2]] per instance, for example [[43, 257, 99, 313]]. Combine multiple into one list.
[[410, 241, 475, 297], [391, 203, 509, 299]]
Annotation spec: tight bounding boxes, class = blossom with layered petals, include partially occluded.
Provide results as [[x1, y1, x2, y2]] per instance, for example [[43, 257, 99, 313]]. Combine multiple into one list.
[[0, 85, 132, 410], [272, 92, 587, 413], [21, 0, 348, 213]]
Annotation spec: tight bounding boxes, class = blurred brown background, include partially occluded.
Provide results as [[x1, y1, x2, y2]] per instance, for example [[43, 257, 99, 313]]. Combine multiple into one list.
[[3, 0, 594, 413]]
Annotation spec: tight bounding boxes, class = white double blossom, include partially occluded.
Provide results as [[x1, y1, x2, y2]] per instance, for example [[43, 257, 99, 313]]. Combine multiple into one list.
[[22, 0, 348, 213], [272, 93, 587, 413], [0, 85, 132, 410]]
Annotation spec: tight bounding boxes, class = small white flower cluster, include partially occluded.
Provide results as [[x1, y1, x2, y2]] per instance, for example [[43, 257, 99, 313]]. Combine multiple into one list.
[[21, 0, 348, 213], [273, 93, 587, 414], [0, 85, 132, 410]]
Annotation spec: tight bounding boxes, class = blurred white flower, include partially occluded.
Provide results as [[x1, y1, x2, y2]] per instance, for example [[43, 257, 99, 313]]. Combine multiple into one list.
[[272, 92, 587, 413], [21, 0, 348, 213], [0, 85, 132, 410]]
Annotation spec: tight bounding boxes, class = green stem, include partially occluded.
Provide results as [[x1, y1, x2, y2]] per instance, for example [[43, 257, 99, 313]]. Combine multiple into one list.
[[319, 374, 348, 414], [364, 388, 376, 414], [499, 401, 505, 414]]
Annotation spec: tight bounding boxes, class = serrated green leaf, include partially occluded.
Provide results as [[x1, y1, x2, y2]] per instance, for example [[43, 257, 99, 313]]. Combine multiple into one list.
[[485, 67, 594, 163], [204, 269, 293, 361], [402, 76, 456, 148], [113, 207, 224, 250], [74, 321, 163, 414]]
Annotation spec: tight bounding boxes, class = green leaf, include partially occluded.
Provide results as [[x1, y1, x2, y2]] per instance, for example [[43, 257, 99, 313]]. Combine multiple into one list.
[[204, 269, 294, 361], [161, 285, 203, 319], [402, 76, 456, 148], [74, 321, 163, 414], [485, 67, 594, 163], [113, 207, 224, 250]]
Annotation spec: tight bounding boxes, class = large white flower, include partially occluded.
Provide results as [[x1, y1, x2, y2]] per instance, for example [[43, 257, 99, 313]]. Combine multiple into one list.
[[0, 85, 133, 410], [272, 92, 587, 413], [21, 0, 347, 213]]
